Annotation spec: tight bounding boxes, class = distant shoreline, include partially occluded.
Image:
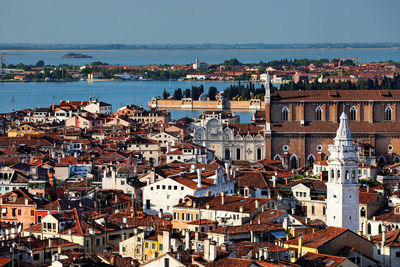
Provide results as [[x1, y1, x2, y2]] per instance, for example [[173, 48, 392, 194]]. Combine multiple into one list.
[[1, 47, 400, 53]]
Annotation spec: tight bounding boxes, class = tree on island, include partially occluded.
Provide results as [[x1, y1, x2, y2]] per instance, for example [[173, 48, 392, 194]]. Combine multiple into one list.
[[208, 86, 218, 100], [191, 85, 204, 100], [223, 58, 242, 66], [173, 88, 182, 100], [35, 60, 45, 67], [162, 89, 170, 100], [182, 89, 190, 98]]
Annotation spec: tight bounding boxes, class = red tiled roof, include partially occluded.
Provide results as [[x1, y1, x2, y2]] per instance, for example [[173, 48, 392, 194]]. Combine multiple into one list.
[[359, 192, 379, 204], [0, 258, 12, 266], [370, 229, 400, 247], [285, 226, 348, 249], [271, 90, 400, 102], [295, 252, 347, 267], [209, 223, 282, 235], [199, 196, 270, 214]]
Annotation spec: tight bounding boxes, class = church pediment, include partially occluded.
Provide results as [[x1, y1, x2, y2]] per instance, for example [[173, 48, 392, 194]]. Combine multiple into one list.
[[344, 158, 360, 165], [327, 158, 344, 165]]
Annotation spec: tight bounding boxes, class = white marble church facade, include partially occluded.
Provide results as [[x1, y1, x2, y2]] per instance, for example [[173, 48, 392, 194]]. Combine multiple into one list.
[[193, 118, 265, 162]]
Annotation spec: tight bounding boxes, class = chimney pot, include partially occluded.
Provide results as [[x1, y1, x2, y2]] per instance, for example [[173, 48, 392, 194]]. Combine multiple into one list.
[[197, 169, 202, 188]]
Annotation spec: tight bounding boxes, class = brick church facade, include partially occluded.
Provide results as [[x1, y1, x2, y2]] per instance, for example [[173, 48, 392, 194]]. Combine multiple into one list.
[[263, 89, 400, 169]]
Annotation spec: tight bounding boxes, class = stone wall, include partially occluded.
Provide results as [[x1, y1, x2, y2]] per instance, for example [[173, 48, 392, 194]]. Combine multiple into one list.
[[148, 98, 265, 111]]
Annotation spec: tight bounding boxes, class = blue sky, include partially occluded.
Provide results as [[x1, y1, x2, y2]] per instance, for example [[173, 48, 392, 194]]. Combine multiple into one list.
[[1, 0, 399, 44]]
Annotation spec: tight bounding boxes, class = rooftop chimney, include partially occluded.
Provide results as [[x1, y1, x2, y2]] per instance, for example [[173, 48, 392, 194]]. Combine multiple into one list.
[[283, 217, 289, 230], [272, 175, 277, 188], [298, 234, 303, 258], [209, 241, 217, 262], [204, 239, 210, 261], [255, 199, 260, 209], [221, 192, 225, 205], [382, 224, 387, 247], [163, 231, 171, 254], [185, 229, 191, 250], [197, 169, 202, 188]]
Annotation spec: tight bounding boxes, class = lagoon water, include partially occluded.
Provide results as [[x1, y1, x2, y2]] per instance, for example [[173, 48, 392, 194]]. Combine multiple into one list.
[[2, 48, 400, 66], [1, 48, 399, 121], [0, 80, 256, 121]]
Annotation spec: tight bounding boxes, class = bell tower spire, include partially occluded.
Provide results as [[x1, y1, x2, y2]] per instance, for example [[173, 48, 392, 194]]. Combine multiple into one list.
[[326, 112, 360, 233], [264, 71, 271, 133]]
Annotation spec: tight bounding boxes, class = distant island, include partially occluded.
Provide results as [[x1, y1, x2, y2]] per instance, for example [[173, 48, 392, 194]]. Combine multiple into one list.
[[61, 53, 92, 58], [1, 42, 400, 51]]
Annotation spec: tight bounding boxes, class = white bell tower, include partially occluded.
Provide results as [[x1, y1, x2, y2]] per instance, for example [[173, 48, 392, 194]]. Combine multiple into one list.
[[264, 72, 271, 133], [326, 112, 360, 233]]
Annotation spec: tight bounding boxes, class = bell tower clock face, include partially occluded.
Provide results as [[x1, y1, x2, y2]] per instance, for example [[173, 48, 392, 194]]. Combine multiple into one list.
[[331, 190, 341, 204], [345, 190, 356, 204]]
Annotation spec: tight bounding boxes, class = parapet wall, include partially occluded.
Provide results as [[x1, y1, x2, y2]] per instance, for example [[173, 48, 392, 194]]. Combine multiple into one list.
[[148, 98, 265, 111]]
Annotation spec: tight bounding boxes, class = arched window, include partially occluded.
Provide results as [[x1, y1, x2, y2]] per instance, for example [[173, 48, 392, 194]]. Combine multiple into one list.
[[307, 155, 315, 167], [257, 148, 262, 160], [315, 106, 322, 121], [331, 169, 335, 182], [290, 155, 298, 170], [367, 223, 371, 235], [360, 207, 366, 217], [394, 156, 400, 164], [378, 224, 382, 234], [236, 148, 241, 160], [282, 107, 289, 121], [337, 170, 341, 180], [350, 107, 357, 121], [385, 106, 392, 121], [345, 170, 349, 180], [225, 148, 230, 160], [352, 170, 356, 180]]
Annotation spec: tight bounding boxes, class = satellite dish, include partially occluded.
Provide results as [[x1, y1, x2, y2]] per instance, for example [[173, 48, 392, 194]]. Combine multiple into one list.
[[229, 252, 236, 258]]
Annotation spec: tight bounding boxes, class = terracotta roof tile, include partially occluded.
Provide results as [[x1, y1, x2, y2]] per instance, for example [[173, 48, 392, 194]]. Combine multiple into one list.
[[370, 229, 400, 247], [199, 196, 270, 213], [295, 252, 347, 267], [285, 226, 348, 249]]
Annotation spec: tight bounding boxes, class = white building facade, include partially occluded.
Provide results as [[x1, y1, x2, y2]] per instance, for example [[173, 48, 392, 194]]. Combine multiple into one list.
[[193, 118, 265, 161]]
